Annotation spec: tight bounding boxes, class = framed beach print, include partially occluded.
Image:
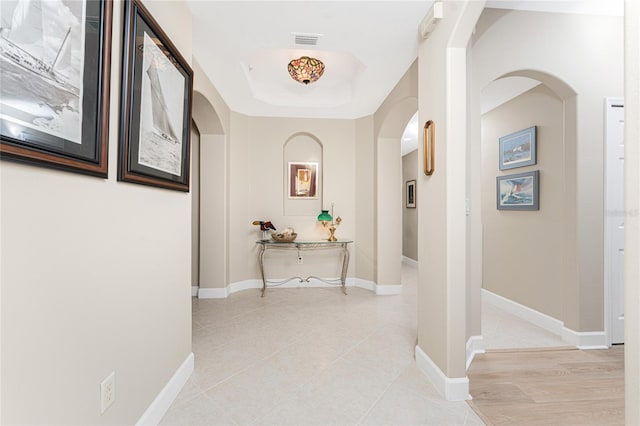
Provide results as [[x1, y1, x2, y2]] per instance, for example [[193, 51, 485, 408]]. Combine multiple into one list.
[[406, 180, 416, 208], [0, 0, 113, 177], [288, 162, 318, 199], [119, 0, 193, 191], [496, 170, 539, 211], [499, 126, 536, 171]]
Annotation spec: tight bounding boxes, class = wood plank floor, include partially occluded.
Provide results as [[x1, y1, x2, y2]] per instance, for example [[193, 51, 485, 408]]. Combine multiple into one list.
[[467, 346, 624, 425]]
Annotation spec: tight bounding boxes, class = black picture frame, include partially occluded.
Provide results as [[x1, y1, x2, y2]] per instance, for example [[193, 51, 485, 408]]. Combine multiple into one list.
[[406, 180, 416, 208], [496, 170, 540, 211], [0, 0, 113, 177], [119, 0, 193, 191]]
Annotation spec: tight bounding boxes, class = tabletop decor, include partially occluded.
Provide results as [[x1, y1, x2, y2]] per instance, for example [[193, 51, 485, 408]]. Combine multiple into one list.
[[253, 220, 276, 240], [317, 202, 342, 241]]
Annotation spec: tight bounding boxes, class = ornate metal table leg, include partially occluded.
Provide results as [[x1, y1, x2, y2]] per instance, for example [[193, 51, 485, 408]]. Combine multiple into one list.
[[258, 244, 267, 297], [340, 243, 350, 295]]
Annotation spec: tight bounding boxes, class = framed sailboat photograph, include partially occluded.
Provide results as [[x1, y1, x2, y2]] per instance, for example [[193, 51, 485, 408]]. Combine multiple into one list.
[[119, 0, 193, 191], [0, 0, 112, 176]]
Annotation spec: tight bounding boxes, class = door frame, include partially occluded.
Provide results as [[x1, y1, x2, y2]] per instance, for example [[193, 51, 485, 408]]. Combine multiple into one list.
[[604, 97, 625, 346]]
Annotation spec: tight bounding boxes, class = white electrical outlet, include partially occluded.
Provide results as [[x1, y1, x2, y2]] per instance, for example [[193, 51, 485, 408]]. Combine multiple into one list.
[[100, 372, 115, 414], [297, 256, 303, 265]]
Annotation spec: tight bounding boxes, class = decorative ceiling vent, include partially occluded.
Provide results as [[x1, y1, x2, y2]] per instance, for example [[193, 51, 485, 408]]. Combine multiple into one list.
[[291, 33, 322, 46]]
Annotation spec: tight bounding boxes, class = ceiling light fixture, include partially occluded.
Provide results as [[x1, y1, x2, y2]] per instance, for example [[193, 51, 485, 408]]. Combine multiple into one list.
[[287, 56, 325, 85]]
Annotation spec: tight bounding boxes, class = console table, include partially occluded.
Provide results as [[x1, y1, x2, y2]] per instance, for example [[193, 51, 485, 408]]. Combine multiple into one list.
[[256, 240, 353, 297]]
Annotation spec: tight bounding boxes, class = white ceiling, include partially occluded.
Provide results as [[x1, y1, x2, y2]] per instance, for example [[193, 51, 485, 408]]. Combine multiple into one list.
[[187, 0, 624, 151], [187, 1, 434, 119]]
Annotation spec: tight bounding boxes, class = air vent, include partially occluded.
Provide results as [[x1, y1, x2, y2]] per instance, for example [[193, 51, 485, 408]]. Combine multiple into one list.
[[291, 33, 322, 46]]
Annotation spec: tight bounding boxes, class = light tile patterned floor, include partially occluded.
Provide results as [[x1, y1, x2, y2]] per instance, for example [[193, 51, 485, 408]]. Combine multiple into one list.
[[161, 264, 568, 425], [160, 263, 483, 425]]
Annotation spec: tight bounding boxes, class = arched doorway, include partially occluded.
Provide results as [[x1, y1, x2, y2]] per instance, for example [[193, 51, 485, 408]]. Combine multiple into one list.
[[191, 91, 226, 297], [478, 71, 578, 349]]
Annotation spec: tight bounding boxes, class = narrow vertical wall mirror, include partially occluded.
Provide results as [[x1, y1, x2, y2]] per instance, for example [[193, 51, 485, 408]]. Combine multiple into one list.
[[424, 120, 435, 176]]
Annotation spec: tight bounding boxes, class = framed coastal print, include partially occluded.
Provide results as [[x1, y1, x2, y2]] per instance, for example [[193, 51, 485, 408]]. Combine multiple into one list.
[[497, 170, 539, 211], [499, 126, 536, 171], [288, 162, 318, 199], [119, 0, 193, 191], [406, 180, 416, 208], [0, 0, 113, 177]]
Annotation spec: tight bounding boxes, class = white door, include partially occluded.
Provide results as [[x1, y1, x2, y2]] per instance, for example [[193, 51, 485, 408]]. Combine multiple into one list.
[[605, 98, 625, 344]]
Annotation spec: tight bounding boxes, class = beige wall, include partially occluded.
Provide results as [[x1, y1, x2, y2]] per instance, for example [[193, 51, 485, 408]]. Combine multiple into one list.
[[472, 9, 624, 332], [226, 116, 357, 283], [402, 150, 419, 261], [0, 0, 193, 423], [417, 0, 484, 384], [481, 85, 565, 319], [355, 116, 376, 282]]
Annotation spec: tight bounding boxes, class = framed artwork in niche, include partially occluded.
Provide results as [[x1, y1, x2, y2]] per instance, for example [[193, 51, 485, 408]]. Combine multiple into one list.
[[0, 0, 113, 177], [119, 0, 193, 191], [499, 126, 537, 171], [288, 162, 318, 199], [496, 170, 539, 211], [406, 180, 416, 208]]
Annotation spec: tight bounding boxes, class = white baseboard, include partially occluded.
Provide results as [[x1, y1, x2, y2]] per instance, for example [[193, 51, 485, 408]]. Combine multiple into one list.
[[198, 278, 397, 298], [191, 286, 198, 297], [482, 289, 607, 349], [482, 289, 564, 335], [353, 278, 375, 291], [561, 328, 608, 349], [415, 345, 469, 401], [402, 256, 418, 266], [353, 278, 401, 295], [136, 352, 194, 426], [229, 279, 262, 294], [466, 336, 485, 370], [197, 287, 228, 299]]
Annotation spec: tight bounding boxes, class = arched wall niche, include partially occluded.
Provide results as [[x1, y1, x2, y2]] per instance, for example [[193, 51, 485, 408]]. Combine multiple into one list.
[[283, 132, 323, 216]]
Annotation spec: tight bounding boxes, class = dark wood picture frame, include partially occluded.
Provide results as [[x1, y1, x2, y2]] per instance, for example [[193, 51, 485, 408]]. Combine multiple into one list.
[[0, 0, 113, 177], [119, 0, 193, 191]]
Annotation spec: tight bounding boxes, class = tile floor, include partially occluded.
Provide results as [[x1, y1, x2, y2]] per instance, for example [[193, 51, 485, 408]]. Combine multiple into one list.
[[160, 263, 565, 425]]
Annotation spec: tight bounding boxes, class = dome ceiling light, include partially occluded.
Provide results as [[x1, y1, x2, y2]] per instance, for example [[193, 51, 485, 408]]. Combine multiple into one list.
[[287, 56, 325, 85]]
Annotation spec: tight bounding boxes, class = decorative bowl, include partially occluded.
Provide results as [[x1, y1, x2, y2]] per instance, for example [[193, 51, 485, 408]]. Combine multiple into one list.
[[271, 232, 297, 242]]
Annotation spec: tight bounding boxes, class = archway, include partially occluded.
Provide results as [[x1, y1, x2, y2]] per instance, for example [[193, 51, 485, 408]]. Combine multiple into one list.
[[477, 71, 578, 349], [376, 97, 417, 289], [191, 90, 227, 297]]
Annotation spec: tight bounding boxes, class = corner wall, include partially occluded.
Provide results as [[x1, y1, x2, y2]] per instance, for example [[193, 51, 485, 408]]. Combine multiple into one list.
[[1, 0, 193, 423]]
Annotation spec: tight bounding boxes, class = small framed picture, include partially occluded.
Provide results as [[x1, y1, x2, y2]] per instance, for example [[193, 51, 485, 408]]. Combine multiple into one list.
[[499, 126, 536, 170], [406, 180, 416, 208], [288, 162, 318, 199], [119, 0, 193, 191], [497, 170, 539, 211]]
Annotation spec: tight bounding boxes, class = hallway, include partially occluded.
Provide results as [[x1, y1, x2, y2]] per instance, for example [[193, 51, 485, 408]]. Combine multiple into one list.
[[160, 263, 483, 425]]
